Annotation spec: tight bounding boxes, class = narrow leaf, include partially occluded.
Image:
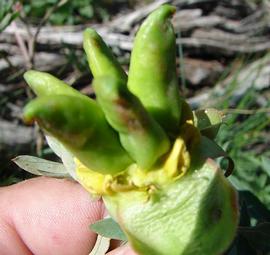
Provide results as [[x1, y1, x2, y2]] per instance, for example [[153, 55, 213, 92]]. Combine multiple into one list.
[[239, 223, 270, 253], [45, 134, 64, 158], [197, 136, 234, 177], [13, 155, 70, 178], [239, 191, 270, 222], [90, 218, 127, 241], [0, 11, 19, 32], [260, 156, 270, 177], [45, 135, 77, 179], [193, 108, 224, 139], [89, 235, 110, 255]]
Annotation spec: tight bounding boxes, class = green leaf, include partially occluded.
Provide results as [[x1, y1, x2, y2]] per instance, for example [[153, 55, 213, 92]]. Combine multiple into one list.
[[0, 0, 12, 18], [193, 108, 224, 139], [79, 5, 93, 18], [0, 11, 19, 32], [90, 218, 127, 241], [197, 136, 234, 177], [239, 200, 251, 227], [260, 156, 270, 177], [45, 134, 65, 159], [226, 243, 237, 255], [239, 223, 270, 253], [12, 155, 70, 178], [239, 191, 270, 222], [228, 175, 251, 191], [45, 135, 76, 179], [89, 235, 110, 255]]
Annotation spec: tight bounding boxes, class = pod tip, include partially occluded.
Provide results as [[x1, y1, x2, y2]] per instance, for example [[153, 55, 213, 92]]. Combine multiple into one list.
[[157, 4, 176, 19], [83, 28, 99, 40], [23, 69, 38, 83], [23, 103, 37, 124]]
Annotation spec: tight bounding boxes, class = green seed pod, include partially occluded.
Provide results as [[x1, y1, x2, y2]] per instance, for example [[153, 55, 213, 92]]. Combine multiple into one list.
[[104, 159, 238, 255], [83, 28, 127, 82], [93, 76, 170, 169], [127, 4, 181, 135], [24, 70, 83, 97], [23, 95, 132, 175]]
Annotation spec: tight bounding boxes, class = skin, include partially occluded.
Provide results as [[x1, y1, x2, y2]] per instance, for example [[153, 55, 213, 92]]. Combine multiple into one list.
[[0, 177, 137, 255]]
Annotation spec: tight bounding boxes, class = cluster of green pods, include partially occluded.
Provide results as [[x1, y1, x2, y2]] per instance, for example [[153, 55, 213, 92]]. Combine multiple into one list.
[[24, 4, 180, 174], [23, 4, 238, 255]]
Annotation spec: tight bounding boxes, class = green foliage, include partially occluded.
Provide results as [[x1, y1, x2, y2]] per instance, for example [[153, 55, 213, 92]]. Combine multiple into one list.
[[217, 89, 270, 208], [206, 56, 270, 254], [13, 155, 70, 178], [225, 191, 270, 254], [90, 218, 127, 241], [0, 0, 19, 32], [21, 0, 126, 24]]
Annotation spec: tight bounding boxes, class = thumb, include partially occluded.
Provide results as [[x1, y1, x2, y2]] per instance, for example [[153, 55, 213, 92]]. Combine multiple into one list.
[[0, 177, 103, 255]]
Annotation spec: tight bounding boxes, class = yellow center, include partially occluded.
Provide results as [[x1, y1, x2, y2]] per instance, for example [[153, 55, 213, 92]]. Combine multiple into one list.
[[75, 123, 201, 196]]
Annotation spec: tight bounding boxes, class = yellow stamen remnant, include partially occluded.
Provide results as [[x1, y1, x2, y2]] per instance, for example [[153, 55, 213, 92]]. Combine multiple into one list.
[[163, 137, 190, 178], [75, 130, 193, 196], [75, 158, 113, 195]]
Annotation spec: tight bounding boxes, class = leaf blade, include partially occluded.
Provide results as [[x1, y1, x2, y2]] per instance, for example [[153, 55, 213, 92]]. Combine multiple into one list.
[[13, 155, 70, 178], [89, 235, 110, 255], [90, 218, 127, 241]]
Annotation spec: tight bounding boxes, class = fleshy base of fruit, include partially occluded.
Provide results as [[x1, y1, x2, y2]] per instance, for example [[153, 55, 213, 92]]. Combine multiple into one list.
[[76, 129, 238, 255], [104, 159, 238, 255]]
